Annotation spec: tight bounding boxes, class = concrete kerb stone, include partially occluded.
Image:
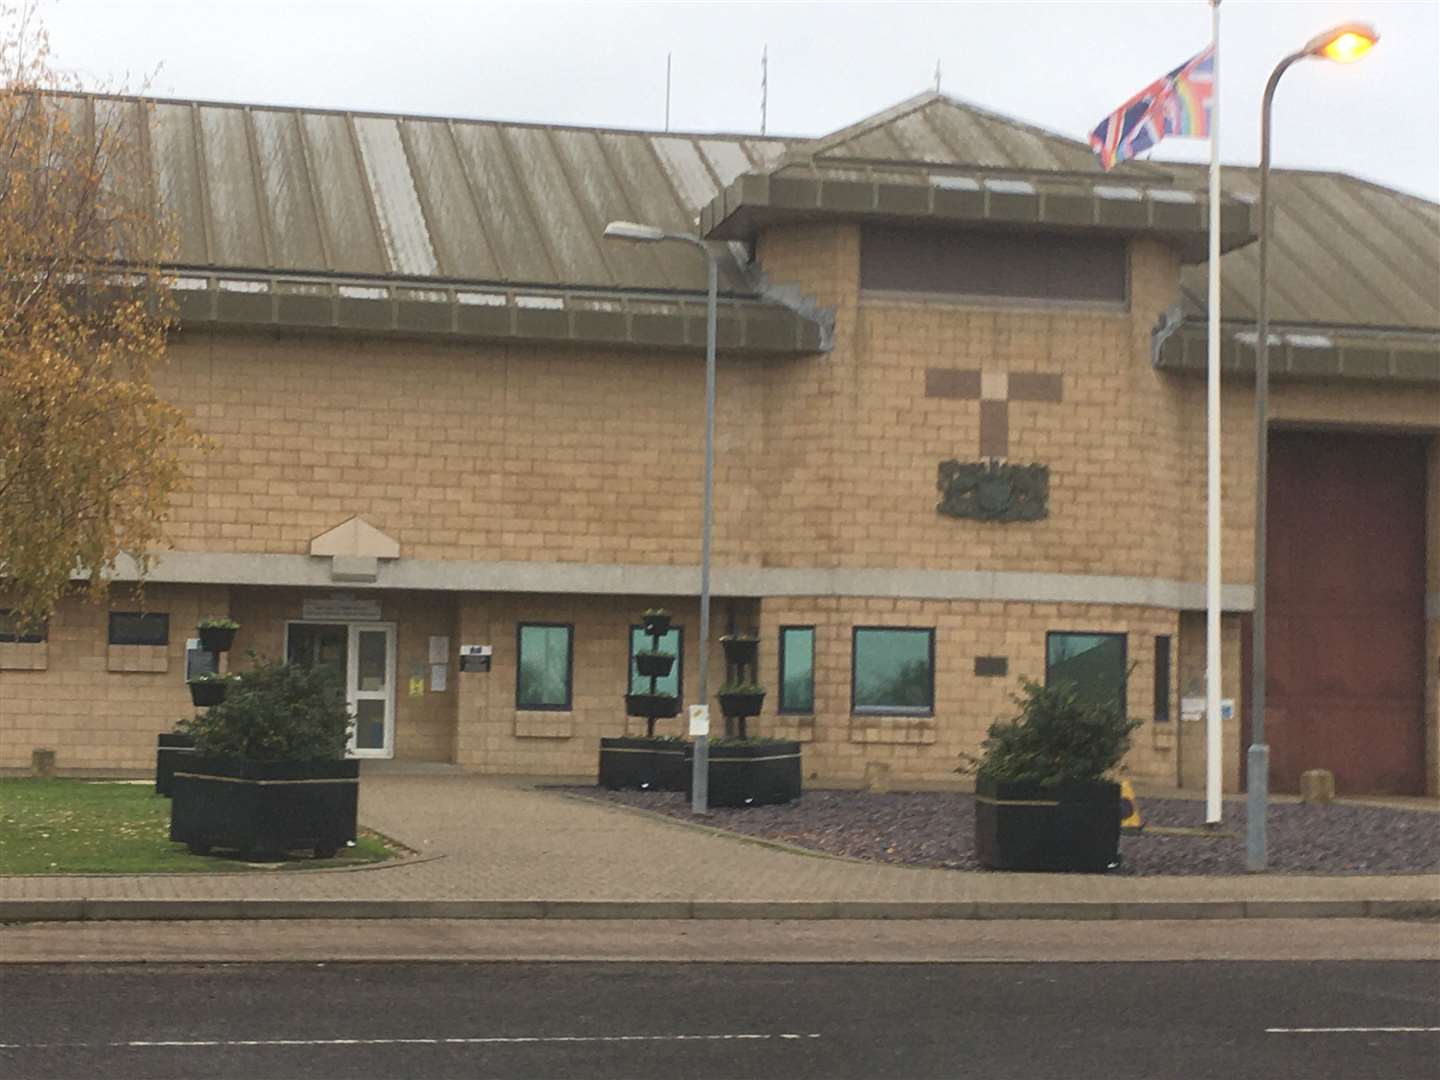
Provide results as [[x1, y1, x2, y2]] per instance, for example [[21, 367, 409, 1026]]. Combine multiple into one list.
[[4, 897, 1438, 924]]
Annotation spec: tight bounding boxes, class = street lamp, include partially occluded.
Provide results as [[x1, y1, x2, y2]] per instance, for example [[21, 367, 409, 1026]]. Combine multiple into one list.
[[603, 220, 718, 815], [1248, 22, 1377, 872]]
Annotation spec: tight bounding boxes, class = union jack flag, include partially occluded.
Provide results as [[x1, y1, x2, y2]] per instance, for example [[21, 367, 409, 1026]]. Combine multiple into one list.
[[1089, 45, 1214, 170]]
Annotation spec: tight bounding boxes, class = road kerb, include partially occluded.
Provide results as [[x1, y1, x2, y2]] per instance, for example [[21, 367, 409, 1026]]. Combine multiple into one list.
[[1, 896, 1437, 924]]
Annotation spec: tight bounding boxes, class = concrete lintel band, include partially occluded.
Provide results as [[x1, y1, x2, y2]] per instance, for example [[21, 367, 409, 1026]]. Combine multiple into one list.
[[104, 552, 1265, 613]]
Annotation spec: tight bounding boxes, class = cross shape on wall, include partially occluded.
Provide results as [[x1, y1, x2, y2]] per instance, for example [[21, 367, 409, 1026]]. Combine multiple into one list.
[[924, 368, 1063, 459]]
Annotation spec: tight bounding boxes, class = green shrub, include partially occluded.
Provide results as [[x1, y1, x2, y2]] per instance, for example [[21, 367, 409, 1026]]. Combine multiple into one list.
[[967, 678, 1139, 786], [179, 657, 352, 762], [197, 615, 239, 630]]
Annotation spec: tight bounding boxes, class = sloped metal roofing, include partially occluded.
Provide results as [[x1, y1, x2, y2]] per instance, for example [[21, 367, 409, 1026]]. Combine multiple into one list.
[[794, 91, 1169, 179], [79, 93, 788, 296], [1174, 166, 1440, 331], [71, 91, 1439, 336]]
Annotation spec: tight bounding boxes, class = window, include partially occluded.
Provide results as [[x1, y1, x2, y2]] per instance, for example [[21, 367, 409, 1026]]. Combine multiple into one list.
[[108, 612, 169, 646], [778, 626, 815, 713], [860, 226, 1127, 304], [1045, 632, 1128, 713], [629, 625, 682, 698], [852, 627, 934, 715], [1153, 635, 1172, 722], [516, 623, 573, 710], [0, 610, 46, 643]]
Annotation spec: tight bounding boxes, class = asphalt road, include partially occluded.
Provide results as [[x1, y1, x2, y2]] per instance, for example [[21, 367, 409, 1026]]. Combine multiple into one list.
[[1, 961, 1437, 1079]]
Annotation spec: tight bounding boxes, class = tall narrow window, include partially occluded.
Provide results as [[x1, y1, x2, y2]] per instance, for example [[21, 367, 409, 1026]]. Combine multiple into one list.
[[516, 623, 573, 710], [629, 626, 682, 699], [109, 612, 169, 646], [1153, 635, 1172, 722], [778, 626, 816, 713], [1045, 631, 1128, 713], [852, 627, 934, 715]]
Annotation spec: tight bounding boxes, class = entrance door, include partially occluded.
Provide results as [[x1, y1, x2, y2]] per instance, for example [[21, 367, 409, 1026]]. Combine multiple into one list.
[[285, 622, 397, 759], [1253, 431, 1427, 794]]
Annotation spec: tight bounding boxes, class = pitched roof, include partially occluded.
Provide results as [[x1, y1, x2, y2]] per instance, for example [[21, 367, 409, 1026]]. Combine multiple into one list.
[[74, 92, 788, 296], [70, 91, 1439, 335], [792, 91, 1167, 178], [1175, 167, 1440, 332]]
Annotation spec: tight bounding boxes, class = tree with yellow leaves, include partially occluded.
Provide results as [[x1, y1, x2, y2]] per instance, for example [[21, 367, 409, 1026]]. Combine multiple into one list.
[[0, 4, 198, 628]]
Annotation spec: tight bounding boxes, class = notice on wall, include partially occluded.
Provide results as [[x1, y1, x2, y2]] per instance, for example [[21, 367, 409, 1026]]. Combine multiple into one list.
[[302, 593, 382, 621], [428, 636, 450, 664], [459, 644, 492, 673], [1181, 697, 1235, 722], [430, 664, 447, 693], [408, 675, 425, 698]]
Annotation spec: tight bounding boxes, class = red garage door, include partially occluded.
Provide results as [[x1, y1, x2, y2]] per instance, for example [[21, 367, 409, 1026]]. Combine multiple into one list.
[[1250, 431, 1428, 795]]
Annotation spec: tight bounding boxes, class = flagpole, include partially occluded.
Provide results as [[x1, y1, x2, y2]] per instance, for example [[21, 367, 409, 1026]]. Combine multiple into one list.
[[1205, 0, 1224, 825]]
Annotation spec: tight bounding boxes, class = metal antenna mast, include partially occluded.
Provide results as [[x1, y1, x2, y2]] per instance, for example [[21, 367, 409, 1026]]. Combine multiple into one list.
[[665, 53, 671, 132], [934, 58, 942, 92], [761, 45, 768, 135]]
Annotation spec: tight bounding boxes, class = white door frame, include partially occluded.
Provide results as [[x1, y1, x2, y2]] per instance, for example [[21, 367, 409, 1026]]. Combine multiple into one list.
[[283, 620, 397, 760]]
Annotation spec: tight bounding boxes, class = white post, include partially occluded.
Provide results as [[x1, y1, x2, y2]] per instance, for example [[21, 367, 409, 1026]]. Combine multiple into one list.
[[1205, 0, 1224, 825]]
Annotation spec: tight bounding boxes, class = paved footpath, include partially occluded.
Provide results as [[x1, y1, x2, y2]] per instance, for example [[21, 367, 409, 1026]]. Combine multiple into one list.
[[3, 775, 1438, 921]]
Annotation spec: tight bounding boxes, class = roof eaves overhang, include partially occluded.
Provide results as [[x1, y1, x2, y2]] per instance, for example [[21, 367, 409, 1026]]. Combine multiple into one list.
[[1155, 319, 1440, 385], [168, 273, 827, 356], [700, 171, 1256, 262]]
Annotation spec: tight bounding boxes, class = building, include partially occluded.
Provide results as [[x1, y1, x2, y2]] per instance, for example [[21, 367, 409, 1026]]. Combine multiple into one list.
[[1, 91, 1436, 794]]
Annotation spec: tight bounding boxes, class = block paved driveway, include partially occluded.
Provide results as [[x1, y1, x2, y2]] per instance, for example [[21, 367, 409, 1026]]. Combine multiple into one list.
[[2, 775, 1435, 905]]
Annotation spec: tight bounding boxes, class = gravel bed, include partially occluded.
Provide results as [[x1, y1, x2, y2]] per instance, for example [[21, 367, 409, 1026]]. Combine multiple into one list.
[[560, 787, 1440, 876]]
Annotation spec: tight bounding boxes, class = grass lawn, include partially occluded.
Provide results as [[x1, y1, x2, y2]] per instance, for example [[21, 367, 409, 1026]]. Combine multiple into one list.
[[0, 779, 394, 874]]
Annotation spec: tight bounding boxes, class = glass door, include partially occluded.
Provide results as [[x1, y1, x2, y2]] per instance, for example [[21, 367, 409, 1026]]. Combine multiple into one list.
[[285, 621, 396, 759], [349, 624, 394, 758]]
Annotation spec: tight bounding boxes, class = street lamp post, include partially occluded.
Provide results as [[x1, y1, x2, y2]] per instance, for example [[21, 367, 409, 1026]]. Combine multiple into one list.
[[1248, 22, 1377, 872], [603, 221, 717, 815]]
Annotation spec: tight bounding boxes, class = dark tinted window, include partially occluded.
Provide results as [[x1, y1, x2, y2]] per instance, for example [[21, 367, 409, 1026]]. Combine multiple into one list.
[[861, 226, 1127, 303], [108, 612, 169, 646]]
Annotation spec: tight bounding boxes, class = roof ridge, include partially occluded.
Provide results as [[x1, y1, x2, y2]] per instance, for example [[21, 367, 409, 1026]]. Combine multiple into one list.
[[39, 87, 798, 147]]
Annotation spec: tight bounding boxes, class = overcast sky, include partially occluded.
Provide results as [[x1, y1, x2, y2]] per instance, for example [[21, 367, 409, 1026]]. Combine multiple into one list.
[[33, 0, 1440, 200]]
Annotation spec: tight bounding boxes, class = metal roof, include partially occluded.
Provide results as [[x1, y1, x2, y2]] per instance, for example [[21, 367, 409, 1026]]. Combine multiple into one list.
[[1173, 166, 1440, 332], [68, 91, 1439, 338], [74, 92, 788, 296]]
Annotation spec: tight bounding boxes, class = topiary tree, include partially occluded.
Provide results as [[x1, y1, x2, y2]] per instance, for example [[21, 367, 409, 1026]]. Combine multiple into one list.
[[971, 677, 1139, 787], [179, 657, 352, 762]]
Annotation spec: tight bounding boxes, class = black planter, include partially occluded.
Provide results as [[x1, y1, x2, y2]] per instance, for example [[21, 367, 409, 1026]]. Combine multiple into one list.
[[197, 625, 238, 653], [188, 679, 228, 707], [155, 732, 196, 797], [720, 637, 759, 668], [169, 756, 359, 859], [598, 736, 688, 791], [973, 775, 1121, 873], [640, 612, 672, 636], [634, 652, 675, 679], [686, 740, 801, 807], [624, 692, 681, 720], [717, 690, 765, 718]]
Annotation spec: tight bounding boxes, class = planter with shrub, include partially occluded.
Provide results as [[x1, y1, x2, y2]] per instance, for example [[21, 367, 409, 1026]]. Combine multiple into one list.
[[719, 633, 759, 669], [154, 731, 196, 797], [685, 737, 801, 807], [171, 657, 357, 859], [598, 735, 688, 791], [603, 608, 686, 790], [196, 616, 239, 654], [968, 678, 1139, 873]]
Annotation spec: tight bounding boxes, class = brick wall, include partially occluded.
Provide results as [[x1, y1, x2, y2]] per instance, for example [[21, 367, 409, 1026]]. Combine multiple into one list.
[[0, 584, 230, 771]]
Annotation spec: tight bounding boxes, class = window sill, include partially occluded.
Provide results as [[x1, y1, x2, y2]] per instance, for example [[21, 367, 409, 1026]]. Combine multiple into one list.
[[107, 644, 168, 673], [850, 716, 936, 745], [513, 712, 573, 740], [0, 642, 47, 671], [768, 715, 815, 742]]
